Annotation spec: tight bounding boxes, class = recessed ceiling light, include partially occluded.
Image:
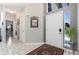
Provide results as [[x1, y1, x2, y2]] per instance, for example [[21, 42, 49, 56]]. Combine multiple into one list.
[[6, 9, 16, 14]]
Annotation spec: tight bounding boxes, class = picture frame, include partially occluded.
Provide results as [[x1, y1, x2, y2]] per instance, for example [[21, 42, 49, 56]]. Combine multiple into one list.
[[31, 16, 39, 28]]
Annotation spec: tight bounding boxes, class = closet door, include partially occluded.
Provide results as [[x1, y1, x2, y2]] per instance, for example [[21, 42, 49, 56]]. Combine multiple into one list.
[[46, 11, 63, 48]]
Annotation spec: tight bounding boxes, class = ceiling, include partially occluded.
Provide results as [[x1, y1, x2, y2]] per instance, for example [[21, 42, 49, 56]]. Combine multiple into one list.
[[4, 3, 26, 12]]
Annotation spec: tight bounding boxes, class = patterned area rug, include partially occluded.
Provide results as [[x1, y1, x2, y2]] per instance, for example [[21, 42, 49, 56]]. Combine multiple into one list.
[[27, 44, 64, 55]]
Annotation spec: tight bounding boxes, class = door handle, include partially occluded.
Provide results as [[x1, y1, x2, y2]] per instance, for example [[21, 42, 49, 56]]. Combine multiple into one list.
[[59, 28, 62, 34], [59, 28, 61, 32]]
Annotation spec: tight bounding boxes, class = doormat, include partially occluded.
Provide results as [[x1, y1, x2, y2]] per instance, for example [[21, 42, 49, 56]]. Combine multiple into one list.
[[27, 44, 64, 55]]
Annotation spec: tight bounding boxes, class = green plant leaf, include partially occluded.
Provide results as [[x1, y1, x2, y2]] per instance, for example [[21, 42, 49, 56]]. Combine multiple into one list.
[[64, 27, 76, 38]]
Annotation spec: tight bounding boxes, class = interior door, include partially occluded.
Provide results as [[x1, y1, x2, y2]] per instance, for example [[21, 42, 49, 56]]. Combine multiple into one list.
[[46, 11, 63, 48]]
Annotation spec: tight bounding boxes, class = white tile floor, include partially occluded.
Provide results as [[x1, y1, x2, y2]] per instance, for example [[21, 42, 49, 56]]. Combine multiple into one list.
[[0, 38, 76, 55], [0, 39, 44, 55], [64, 48, 77, 55]]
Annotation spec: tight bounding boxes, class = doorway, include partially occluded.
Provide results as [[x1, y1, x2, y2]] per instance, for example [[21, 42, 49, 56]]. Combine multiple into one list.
[[6, 20, 13, 42]]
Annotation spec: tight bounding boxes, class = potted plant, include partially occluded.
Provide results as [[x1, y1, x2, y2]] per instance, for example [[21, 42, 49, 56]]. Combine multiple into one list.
[[65, 27, 76, 41], [65, 26, 76, 54]]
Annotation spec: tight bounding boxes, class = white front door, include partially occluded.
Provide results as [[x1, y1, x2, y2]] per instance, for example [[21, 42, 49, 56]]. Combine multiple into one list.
[[46, 11, 63, 48]]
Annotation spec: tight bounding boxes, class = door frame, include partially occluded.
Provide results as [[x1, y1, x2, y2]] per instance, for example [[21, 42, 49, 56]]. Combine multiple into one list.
[[45, 11, 64, 48]]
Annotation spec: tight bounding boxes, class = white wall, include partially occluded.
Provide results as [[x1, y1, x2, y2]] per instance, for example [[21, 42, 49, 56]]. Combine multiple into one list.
[[0, 6, 2, 28], [20, 13, 26, 42], [20, 3, 44, 43], [0, 5, 6, 43], [6, 12, 15, 21]]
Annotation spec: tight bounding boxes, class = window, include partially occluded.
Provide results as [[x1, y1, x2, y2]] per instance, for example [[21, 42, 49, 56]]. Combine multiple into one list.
[[64, 11, 71, 49], [55, 3, 69, 9], [64, 12, 70, 24], [47, 3, 69, 13], [55, 3, 62, 9], [62, 3, 69, 7], [48, 3, 52, 12]]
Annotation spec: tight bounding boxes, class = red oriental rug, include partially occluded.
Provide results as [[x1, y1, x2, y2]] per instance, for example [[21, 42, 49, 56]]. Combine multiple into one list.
[[27, 44, 64, 55]]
